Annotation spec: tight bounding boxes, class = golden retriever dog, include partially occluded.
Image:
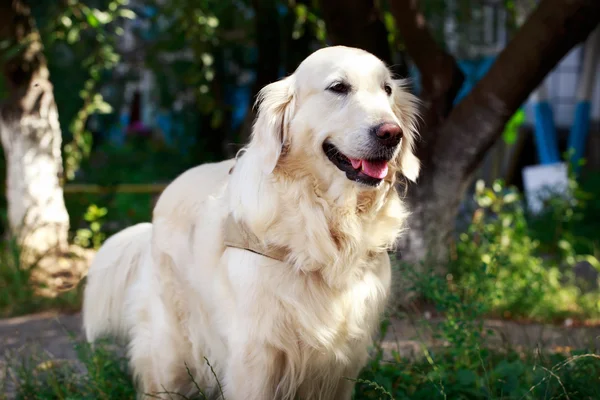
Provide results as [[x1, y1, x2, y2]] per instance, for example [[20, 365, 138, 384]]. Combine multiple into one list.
[[82, 45, 420, 400]]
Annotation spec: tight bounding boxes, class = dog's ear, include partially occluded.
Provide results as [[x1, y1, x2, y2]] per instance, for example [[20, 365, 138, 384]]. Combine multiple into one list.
[[251, 75, 296, 174], [398, 141, 421, 183], [391, 79, 421, 183]]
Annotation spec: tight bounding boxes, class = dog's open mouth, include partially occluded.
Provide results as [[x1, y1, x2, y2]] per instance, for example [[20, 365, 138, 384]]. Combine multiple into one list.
[[323, 141, 389, 186]]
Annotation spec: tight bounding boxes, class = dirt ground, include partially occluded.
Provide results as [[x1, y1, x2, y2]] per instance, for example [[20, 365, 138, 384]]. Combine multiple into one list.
[[2, 311, 600, 365]]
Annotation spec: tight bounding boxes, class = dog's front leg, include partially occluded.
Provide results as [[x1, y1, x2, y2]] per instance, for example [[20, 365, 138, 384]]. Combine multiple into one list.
[[332, 347, 369, 400], [223, 340, 282, 400]]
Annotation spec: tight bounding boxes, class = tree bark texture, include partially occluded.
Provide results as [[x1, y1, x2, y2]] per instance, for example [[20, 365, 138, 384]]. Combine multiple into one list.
[[404, 0, 600, 269], [238, 0, 284, 145], [282, 0, 316, 76], [389, 0, 464, 141], [0, 0, 70, 260], [320, 0, 600, 278], [318, 0, 408, 78]]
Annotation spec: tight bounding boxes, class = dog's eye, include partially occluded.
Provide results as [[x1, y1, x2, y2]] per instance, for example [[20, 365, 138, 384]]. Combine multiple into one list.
[[384, 84, 392, 96], [328, 82, 351, 95]]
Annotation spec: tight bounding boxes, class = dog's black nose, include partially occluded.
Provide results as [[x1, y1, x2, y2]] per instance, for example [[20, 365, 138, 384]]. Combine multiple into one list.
[[371, 122, 403, 147]]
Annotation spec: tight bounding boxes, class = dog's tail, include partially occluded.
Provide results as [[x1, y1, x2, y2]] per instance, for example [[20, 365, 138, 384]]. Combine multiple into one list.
[[82, 222, 153, 344]]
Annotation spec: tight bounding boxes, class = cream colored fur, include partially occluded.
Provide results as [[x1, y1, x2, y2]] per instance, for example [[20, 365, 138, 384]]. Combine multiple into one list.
[[82, 46, 421, 400]]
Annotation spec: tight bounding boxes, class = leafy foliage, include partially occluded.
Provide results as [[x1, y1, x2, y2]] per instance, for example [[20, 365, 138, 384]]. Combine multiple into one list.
[[356, 341, 600, 399], [74, 204, 108, 250], [34, 0, 135, 180], [355, 267, 600, 399], [6, 339, 135, 399], [450, 175, 600, 321], [65, 138, 195, 239]]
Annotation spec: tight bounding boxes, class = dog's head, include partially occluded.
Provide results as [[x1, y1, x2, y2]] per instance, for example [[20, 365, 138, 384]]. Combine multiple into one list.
[[250, 45, 421, 189]]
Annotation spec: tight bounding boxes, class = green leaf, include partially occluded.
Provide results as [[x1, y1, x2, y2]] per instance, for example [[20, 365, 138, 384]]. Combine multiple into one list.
[[502, 108, 526, 145], [66, 28, 80, 44], [295, 4, 307, 20], [0, 39, 11, 50], [95, 100, 113, 114], [456, 369, 478, 386], [60, 16, 73, 28], [93, 9, 113, 24], [86, 12, 99, 27], [118, 9, 136, 19], [0, 39, 30, 62]]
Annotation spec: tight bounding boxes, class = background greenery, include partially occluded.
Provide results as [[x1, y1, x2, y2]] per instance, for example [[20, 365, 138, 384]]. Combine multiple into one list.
[[0, 0, 600, 398]]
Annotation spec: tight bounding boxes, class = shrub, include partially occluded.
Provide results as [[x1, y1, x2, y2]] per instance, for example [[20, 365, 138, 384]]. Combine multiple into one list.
[[449, 177, 600, 321], [355, 266, 600, 399]]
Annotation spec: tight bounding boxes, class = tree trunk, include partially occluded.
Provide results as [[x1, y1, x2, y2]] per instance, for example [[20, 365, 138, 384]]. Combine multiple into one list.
[[196, 46, 232, 161], [392, 0, 600, 296], [282, 0, 315, 76], [389, 0, 464, 138], [0, 0, 70, 261], [318, 0, 408, 78], [238, 0, 284, 145]]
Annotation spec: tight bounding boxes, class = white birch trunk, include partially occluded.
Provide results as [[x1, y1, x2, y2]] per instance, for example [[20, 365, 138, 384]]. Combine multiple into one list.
[[0, 0, 69, 261], [0, 74, 70, 260]]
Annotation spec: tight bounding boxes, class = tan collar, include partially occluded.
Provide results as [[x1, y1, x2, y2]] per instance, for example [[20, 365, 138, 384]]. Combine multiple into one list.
[[223, 213, 289, 262]]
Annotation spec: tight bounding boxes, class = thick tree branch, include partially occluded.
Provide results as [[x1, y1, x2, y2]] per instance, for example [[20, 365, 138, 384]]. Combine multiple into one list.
[[318, 0, 408, 78], [434, 0, 600, 178], [389, 0, 464, 122]]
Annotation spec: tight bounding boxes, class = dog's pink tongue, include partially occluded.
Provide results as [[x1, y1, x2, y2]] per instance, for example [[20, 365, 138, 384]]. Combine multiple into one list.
[[349, 158, 389, 179], [362, 160, 389, 179], [350, 159, 362, 169]]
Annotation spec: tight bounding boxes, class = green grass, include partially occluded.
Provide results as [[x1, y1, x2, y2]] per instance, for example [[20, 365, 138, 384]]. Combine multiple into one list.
[[1, 339, 135, 400], [356, 344, 600, 399], [1, 323, 599, 400]]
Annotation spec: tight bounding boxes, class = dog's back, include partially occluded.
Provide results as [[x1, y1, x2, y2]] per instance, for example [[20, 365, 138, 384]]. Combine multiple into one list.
[[83, 159, 236, 345]]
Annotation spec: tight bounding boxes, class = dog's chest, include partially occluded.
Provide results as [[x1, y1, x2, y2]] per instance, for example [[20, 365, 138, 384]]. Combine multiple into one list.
[[288, 267, 388, 362]]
